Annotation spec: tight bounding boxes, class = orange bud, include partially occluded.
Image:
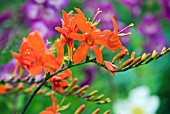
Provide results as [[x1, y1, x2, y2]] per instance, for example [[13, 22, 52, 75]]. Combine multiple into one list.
[[74, 104, 85, 114], [104, 61, 117, 75]]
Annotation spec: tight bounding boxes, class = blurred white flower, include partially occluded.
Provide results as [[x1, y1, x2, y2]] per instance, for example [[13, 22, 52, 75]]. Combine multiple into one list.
[[113, 86, 160, 114]]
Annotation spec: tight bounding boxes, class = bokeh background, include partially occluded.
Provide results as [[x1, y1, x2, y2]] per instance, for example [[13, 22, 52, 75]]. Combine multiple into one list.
[[0, 0, 170, 114]]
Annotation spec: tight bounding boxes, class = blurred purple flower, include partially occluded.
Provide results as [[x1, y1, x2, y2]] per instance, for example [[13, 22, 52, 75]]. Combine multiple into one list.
[[144, 33, 166, 52], [22, 0, 68, 39], [0, 59, 16, 81], [80, 66, 98, 87], [47, 0, 69, 11], [138, 14, 166, 52], [30, 21, 51, 40], [84, 0, 99, 16], [98, 2, 117, 30], [0, 11, 11, 25], [34, 0, 46, 4], [0, 30, 10, 50], [119, 0, 144, 17], [138, 14, 161, 36], [159, 0, 170, 20]]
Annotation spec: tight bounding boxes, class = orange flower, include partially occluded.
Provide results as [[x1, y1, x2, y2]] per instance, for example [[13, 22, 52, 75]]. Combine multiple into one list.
[[51, 69, 72, 93], [0, 84, 6, 95], [12, 31, 61, 76], [40, 93, 59, 114], [68, 8, 104, 64], [55, 10, 78, 61], [104, 61, 117, 75], [99, 16, 131, 54]]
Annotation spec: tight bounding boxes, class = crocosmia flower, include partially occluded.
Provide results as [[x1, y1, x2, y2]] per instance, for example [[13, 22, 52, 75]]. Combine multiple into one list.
[[51, 69, 72, 93], [99, 16, 131, 54], [68, 8, 104, 64], [12, 31, 61, 76]]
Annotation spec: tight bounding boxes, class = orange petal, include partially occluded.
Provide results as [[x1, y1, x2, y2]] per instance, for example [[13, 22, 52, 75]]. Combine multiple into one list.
[[62, 10, 70, 26], [28, 31, 45, 56], [92, 45, 103, 64], [111, 16, 118, 33], [40, 110, 54, 114], [50, 93, 57, 111], [74, 14, 89, 33], [95, 37, 107, 46], [12, 52, 21, 62], [19, 40, 30, 55], [57, 86, 63, 93], [101, 30, 112, 36], [61, 80, 68, 87], [0, 84, 6, 95], [63, 69, 72, 80], [55, 27, 65, 35], [68, 32, 85, 41], [55, 40, 65, 65], [74, 7, 85, 16], [73, 43, 89, 64], [29, 65, 42, 76]]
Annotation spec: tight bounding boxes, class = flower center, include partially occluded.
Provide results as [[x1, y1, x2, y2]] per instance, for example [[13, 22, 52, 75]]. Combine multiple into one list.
[[85, 33, 94, 46], [107, 37, 119, 48], [132, 107, 144, 114]]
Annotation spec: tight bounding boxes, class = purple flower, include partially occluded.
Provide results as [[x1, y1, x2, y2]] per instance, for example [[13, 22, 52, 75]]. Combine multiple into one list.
[[138, 14, 161, 37], [138, 14, 166, 52], [119, 0, 144, 17], [84, 0, 99, 16], [0, 59, 16, 81], [34, 0, 46, 4], [30, 21, 51, 40], [47, 0, 69, 11], [22, 0, 64, 39], [98, 2, 117, 30], [0, 11, 11, 25], [23, 2, 41, 21], [0, 30, 11, 50], [80, 66, 98, 87], [144, 33, 166, 52], [159, 0, 170, 20]]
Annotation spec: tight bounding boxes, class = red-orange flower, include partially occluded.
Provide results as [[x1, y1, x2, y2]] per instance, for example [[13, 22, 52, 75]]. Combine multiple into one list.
[[68, 8, 104, 64], [12, 31, 61, 76], [104, 61, 117, 75], [51, 69, 72, 93], [40, 93, 59, 114], [55, 10, 78, 61], [99, 16, 129, 54]]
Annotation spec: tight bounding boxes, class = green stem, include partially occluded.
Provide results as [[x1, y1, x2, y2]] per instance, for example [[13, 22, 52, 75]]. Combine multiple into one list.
[[20, 79, 46, 114]]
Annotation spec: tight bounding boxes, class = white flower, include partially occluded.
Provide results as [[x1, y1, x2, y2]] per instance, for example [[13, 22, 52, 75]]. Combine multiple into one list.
[[113, 86, 160, 114]]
